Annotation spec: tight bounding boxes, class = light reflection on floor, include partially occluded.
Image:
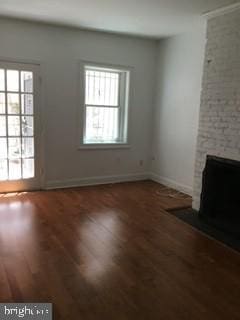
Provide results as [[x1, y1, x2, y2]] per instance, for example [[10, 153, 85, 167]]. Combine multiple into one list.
[[0, 200, 36, 252], [0, 192, 28, 198], [78, 210, 120, 284]]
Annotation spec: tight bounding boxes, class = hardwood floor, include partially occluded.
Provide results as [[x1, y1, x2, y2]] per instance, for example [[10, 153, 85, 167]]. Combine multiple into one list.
[[0, 180, 240, 319]]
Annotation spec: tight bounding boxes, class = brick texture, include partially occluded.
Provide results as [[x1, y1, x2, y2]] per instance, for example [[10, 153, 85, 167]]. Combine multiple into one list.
[[193, 9, 240, 209]]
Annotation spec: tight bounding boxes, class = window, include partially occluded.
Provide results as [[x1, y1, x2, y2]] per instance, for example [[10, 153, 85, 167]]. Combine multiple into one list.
[[81, 64, 130, 145]]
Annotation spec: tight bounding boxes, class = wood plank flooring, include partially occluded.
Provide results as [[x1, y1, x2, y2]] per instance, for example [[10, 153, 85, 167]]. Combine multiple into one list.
[[0, 180, 240, 319]]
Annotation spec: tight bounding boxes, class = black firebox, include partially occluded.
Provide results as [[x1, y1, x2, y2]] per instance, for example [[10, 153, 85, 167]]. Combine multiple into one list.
[[199, 155, 240, 235]]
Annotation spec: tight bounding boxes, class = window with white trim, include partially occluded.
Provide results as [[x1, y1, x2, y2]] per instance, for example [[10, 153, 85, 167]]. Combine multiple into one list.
[[82, 64, 130, 145]]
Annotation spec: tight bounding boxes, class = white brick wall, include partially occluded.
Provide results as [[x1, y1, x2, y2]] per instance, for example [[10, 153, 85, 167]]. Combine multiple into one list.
[[193, 9, 240, 210]]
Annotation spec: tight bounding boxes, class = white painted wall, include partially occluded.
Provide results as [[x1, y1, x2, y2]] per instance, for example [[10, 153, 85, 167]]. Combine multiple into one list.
[[151, 23, 206, 195], [0, 18, 157, 188]]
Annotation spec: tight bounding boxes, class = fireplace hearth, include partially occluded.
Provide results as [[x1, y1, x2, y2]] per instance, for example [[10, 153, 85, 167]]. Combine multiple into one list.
[[199, 155, 240, 235]]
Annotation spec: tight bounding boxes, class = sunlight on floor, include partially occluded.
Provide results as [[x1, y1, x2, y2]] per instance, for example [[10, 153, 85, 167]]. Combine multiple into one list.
[[79, 210, 121, 284], [0, 191, 28, 198]]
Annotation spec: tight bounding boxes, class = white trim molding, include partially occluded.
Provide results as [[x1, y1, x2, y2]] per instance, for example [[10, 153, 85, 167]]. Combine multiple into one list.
[[45, 172, 193, 197], [45, 172, 149, 190], [150, 173, 193, 196], [203, 2, 240, 19]]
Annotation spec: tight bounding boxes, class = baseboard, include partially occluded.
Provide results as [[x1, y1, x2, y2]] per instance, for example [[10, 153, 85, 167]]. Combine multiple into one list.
[[45, 172, 150, 190], [150, 173, 193, 196], [45, 172, 193, 196]]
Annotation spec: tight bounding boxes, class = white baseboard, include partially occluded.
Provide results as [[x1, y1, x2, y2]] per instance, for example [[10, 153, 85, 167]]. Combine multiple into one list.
[[45, 172, 150, 190], [150, 173, 193, 196], [45, 172, 193, 197]]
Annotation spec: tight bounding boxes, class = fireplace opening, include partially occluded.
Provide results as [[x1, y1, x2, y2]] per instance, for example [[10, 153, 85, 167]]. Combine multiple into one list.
[[199, 155, 240, 235]]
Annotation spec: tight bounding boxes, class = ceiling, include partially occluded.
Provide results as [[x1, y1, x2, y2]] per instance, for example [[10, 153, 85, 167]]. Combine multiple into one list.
[[0, 0, 239, 38]]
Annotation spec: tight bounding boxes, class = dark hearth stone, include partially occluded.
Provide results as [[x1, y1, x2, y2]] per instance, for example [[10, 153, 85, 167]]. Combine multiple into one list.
[[199, 215, 240, 238], [168, 208, 240, 252]]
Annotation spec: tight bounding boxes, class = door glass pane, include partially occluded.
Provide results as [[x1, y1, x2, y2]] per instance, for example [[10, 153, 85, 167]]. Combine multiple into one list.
[[22, 138, 34, 158], [0, 93, 5, 113], [0, 69, 5, 91], [0, 116, 6, 136], [9, 159, 21, 180], [8, 138, 21, 159], [22, 116, 34, 136], [0, 159, 7, 181], [21, 94, 33, 114], [8, 93, 20, 114], [7, 70, 19, 92], [0, 138, 7, 158], [21, 71, 33, 93], [0, 66, 36, 182], [8, 116, 20, 136], [23, 158, 34, 178]]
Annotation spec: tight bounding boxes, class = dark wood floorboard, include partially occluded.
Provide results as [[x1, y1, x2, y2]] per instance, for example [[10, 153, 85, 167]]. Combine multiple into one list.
[[0, 180, 240, 319]]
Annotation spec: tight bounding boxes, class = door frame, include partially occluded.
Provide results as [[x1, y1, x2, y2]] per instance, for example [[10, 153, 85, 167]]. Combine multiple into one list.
[[0, 59, 44, 193]]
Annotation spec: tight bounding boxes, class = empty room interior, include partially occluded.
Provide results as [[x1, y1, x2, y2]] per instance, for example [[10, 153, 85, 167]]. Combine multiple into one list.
[[1, 0, 240, 319]]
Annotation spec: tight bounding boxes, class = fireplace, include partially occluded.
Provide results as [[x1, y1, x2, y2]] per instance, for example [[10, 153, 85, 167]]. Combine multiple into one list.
[[199, 155, 240, 235]]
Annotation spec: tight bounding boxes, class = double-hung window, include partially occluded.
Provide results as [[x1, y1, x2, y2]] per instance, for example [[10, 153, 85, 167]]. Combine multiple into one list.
[[81, 64, 130, 146]]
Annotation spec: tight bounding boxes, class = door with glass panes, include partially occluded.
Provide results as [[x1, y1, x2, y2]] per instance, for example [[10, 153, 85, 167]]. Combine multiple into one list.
[[0, 62, 41, 192]]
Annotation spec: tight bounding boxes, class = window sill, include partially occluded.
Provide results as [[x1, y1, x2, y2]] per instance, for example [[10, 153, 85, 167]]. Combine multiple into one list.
[[78, 143, 131, 150]]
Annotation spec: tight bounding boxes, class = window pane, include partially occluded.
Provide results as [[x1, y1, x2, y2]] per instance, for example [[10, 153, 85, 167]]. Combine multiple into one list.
[[23, 158, 34, 178], [7, 70, 19, 92], [22, 137, 34, 158], [8, 93, 20, 114], [0, 116, 6, 136], [85, 70, 119, 106], [0, 138, 7, 158], [21, 71, 33, 93], [8, 116, 20, 136], [85, 106, 119, 142], [0, 159, 7, 181], [0, 69, 5, 91], [21, 94, 33, 114], [8, 138, 21, 159], [9, 159, 21, 180], [0, 93, 5, 114], [22, 116, 34, 136]]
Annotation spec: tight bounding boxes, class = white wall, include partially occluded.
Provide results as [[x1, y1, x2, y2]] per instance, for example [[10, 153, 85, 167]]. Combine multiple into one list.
[[0, 18, 157, 188], [151, 23, 206, 195]]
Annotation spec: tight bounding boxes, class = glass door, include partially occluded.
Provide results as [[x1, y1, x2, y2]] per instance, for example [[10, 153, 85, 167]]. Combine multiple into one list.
[[0, 61, 41, 193]]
